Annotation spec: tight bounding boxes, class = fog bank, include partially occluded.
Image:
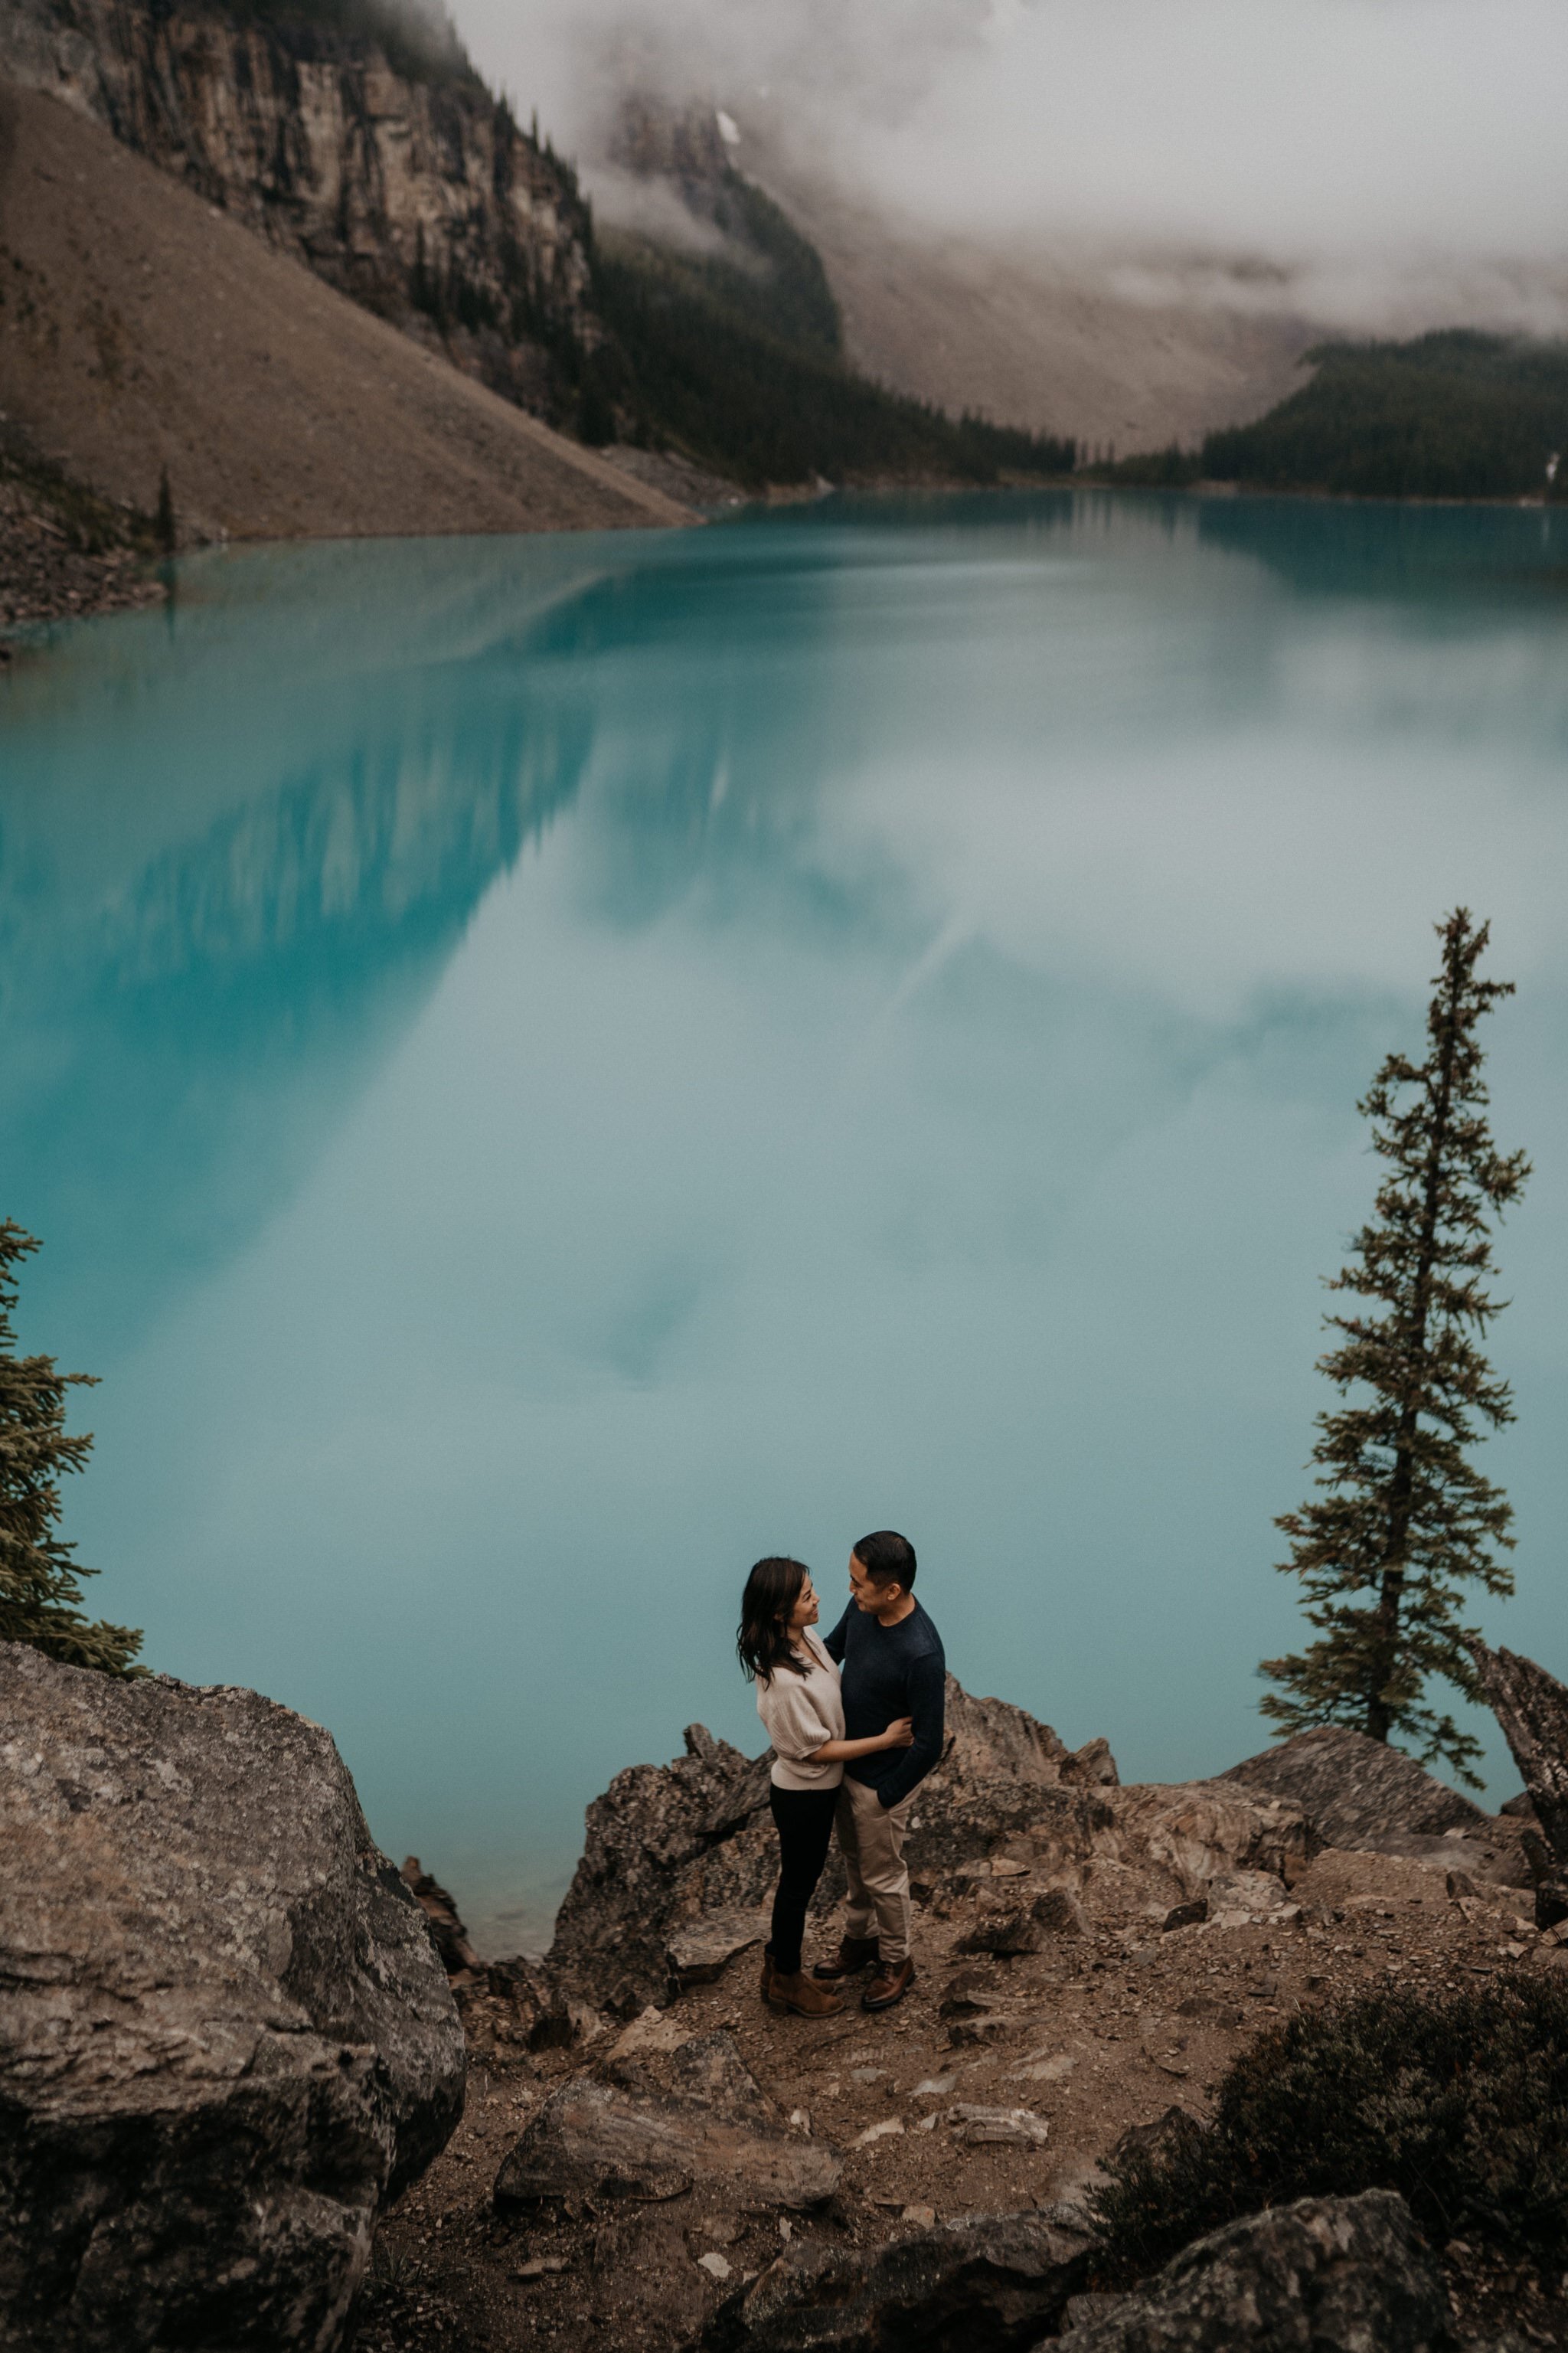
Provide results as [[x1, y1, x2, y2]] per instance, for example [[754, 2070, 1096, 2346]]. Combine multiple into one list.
[[453, 0, 1568, 328]]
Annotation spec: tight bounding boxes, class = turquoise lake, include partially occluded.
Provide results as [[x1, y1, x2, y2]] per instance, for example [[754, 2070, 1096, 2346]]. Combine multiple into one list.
[[2, 490, 1566, 1951]]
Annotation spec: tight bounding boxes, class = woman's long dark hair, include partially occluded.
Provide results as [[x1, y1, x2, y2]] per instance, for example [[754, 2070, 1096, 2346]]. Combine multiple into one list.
[[737, 1556, 814, 1687]]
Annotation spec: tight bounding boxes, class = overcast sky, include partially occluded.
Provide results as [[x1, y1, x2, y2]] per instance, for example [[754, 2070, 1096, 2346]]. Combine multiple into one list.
[[452, 0, 1568, 315]]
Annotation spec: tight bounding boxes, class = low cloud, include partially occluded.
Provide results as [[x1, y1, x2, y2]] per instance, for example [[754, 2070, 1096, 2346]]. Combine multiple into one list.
[[453, 0, 1568, 328]]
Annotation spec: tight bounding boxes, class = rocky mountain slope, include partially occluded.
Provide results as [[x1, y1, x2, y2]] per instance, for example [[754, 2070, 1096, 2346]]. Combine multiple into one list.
[[730, 126, 1316, 458], [0, 0, 598, 423], [0, 80, 688, 555]]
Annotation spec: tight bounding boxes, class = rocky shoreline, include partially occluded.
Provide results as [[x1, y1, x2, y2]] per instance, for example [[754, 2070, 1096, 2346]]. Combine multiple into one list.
[[0, 449, 166, 644], [8, 1636, 1568, 2351]]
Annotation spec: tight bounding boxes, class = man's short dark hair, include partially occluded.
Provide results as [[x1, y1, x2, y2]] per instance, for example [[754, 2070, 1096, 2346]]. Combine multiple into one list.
[[853, 1530, 916, 1590]]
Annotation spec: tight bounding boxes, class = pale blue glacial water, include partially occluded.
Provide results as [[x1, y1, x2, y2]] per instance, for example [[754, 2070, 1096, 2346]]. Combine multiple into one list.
[[2, 490, 1566, 1950]]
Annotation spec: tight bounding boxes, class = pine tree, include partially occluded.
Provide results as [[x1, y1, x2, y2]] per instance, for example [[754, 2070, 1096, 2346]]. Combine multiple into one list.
[[0, 1219, 142, 1674], [1260, 910, 1529, 1780], [155, 465, 176, 557]]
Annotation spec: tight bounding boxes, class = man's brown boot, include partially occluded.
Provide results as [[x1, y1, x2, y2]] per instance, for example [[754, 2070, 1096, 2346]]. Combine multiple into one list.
[[862, 1956, 916, 2011], [812, 1934, 880, 1982], [768, 1968, 844, 2018]]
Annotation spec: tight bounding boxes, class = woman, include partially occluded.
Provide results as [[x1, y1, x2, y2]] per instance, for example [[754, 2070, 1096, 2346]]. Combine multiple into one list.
[[737, 1555, 913, 2019]]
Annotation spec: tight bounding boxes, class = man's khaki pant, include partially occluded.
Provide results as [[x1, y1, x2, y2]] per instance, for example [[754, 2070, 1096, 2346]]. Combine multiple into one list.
[[836, 1775, 913, 1965]]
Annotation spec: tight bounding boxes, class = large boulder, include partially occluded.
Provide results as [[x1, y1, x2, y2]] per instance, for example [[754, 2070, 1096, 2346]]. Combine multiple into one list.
[[1220, 1725, 1488, 1848], [698, 2210, 1093, 2353], [1054, 2191, 1455, 2353], [495, 2031, 838, 2211], [0, 1643, 464, 2353]]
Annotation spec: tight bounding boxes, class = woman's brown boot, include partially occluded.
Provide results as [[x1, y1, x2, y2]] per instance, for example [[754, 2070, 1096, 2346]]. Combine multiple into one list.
[[767, 1967, 844, 2018]]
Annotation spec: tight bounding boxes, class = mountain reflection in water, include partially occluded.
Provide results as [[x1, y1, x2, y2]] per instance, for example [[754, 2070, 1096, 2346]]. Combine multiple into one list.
[[2, 495, 1565, 1951]]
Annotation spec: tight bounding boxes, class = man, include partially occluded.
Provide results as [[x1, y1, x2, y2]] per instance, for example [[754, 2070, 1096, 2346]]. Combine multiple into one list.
[[815, 1530, 945, 2011]]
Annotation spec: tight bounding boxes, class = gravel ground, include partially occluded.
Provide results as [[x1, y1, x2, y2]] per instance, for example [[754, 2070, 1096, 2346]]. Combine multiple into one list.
[[353, 1832, 1567, 2352]]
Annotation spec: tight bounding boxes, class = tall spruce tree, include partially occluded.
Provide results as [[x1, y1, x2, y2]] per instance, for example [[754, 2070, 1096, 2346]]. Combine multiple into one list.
[[1261, 910, 1528, 1780], [0, 1218, 142, 1674]]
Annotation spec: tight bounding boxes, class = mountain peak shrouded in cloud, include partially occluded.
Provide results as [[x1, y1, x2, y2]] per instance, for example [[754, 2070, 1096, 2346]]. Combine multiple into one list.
[[452, 0, 1568, 334]]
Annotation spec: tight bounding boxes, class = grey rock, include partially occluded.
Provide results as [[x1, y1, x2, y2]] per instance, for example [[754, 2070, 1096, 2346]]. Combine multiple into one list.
[[697, 2210, 1093, 2352], [667, 1907, 773, 1990], [1221, 1725, 1487, 1848], [1053, 2190, 1455, 2352], [1109, 2106, 1205, 2168], [548, 1685, 1119, 2014], [1031, 1887, 1089, 1936], [937, 2104, 1050, 2149], [400, 1854, 482, 1976], [1061, 1735, 1120, 1789], [495, 2031, 839, 2212], [1355, 1828, 1532, 1888], [955, 1910, 1043, 1958], [548, 1724, 776, 2014], [0, 1641, 464, 2353], [1467, 1639, 1568, 1865]]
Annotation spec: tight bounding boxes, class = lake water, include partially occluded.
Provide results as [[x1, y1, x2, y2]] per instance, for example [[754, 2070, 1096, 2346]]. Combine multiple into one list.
[[3, 490, 1566, 1952]]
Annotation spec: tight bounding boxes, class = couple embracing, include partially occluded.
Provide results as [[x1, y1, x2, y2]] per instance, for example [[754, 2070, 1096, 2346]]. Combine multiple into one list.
[[737, 1531, 944, 2020]]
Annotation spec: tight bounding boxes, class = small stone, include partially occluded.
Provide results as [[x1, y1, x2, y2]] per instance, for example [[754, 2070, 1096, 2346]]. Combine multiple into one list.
[[908, 2075, 957, 2096], [697, 2251, 733, 2280], [850, 2066, 888, 2083], [852, 2118, 904, 2147], [902, 2204, 937, 2227], [956, 1910, 1043, 1959], [946, 2016, 1021, 2049], [1032, 1887, 1089, 1937], [1163, 1898, 1209, 1932], [990, 1858, 1030, 1877], [1009, 2054, 1077, 2083], [513, 2257, 567, 2278], [937, 2103, 1050, 2149]]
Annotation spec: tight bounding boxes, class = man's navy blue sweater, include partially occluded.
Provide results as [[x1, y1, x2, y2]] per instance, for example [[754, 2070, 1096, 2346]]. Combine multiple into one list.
[[823, 1598, 946, 1809]]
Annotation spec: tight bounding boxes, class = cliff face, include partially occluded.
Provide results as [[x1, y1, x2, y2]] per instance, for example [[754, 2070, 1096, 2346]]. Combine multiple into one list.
[[0, 0, 596, 416]]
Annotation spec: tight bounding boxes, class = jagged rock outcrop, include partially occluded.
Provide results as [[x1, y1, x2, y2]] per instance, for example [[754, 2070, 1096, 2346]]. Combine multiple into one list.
[[697, 2210, 1093, 2353], [495, 2031, 838, 2212], [0, 1641, 464, 2353], [547, 1681, 1331, 2015], [1057, 2191, 1455, 2352], [0, 0, 594, 414], [547, 1690, 1127, 2014], [1468, 1639, 1568, 1863], [1221, 1724, 1488, 1848], [1467, 1639, 1568, 1926]]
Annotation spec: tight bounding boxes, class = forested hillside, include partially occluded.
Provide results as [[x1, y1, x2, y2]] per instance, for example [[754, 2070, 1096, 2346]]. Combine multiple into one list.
[[590, 228, 1076, 489], [1111, 333, 1568, 500]]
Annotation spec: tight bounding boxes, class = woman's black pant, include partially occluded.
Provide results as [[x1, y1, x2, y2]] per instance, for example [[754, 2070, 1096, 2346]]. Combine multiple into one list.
[[768, 1783, 839, 1976]]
